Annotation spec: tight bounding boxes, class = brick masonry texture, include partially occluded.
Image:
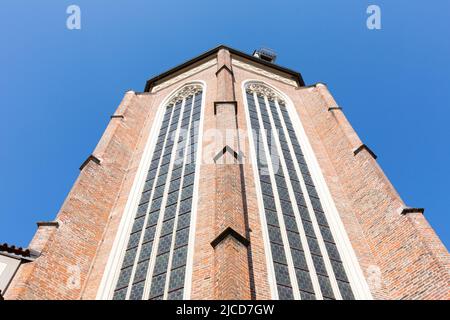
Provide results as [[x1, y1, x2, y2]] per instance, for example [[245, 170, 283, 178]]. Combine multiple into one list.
[[211, 49, 251, 300], [6, 91, 155, 299], [5, 49, 449, 300]]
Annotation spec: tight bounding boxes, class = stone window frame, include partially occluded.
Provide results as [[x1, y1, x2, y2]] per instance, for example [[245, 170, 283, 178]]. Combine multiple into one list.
[[96, 81, 206, 300], [241, 79, 372, 300]]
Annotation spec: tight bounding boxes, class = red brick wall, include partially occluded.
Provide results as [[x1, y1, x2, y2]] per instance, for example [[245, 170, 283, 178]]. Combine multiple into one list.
[[297, 83, 449, 299], [5, 91, 154, 299], [6, 51, 449, 300]]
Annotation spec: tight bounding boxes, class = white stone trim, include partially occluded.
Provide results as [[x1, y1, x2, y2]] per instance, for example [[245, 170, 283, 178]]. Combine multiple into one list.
[[233, 59, 298, 87], [152, 59, 216, 93]]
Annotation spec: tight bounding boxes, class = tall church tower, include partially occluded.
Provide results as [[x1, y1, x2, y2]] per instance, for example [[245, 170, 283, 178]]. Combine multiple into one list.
[[3, 46, 449, 300]]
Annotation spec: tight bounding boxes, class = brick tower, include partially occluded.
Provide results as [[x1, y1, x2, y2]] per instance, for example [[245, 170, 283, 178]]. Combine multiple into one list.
[[2, 46, 449, 300]]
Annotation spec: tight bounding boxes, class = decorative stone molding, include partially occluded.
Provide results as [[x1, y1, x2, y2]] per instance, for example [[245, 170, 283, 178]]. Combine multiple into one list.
[[245, 82, 285, 104], [152, 58, 216, 93], [232, 59, 298, 87], [168, 84, 203, 105]]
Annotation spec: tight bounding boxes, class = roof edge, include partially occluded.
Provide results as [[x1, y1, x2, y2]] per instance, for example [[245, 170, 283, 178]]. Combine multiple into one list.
[[144, 45, 305, 92], [0, 243, 39, 261]]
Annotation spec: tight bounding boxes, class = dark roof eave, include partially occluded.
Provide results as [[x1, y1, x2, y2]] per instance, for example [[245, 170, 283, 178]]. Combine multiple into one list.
[[144, 45, 305, 92], [0, 243, 39, 261]]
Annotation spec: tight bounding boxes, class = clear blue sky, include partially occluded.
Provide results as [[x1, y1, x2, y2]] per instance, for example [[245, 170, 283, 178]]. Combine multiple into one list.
[[1, 1, 449, 249]]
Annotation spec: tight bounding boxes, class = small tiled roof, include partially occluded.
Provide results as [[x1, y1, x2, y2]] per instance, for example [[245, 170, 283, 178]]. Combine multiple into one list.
[[0, 243, 31, 259]]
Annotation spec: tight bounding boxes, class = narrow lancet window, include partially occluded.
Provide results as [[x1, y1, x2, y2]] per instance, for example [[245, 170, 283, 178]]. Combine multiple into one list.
[[245, 82, 355, 300]]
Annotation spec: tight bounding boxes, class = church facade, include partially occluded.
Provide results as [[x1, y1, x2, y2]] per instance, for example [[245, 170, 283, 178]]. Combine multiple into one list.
[[2, 46, 449, 300]]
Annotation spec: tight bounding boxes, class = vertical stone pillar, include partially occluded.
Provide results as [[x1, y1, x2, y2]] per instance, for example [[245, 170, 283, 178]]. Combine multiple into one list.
[[211, 48, 251, 299]]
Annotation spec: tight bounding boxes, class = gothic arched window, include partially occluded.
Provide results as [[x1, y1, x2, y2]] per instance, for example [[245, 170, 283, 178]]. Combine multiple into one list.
[[111, 83, 204, 300], [244, 81, 355, 300]]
